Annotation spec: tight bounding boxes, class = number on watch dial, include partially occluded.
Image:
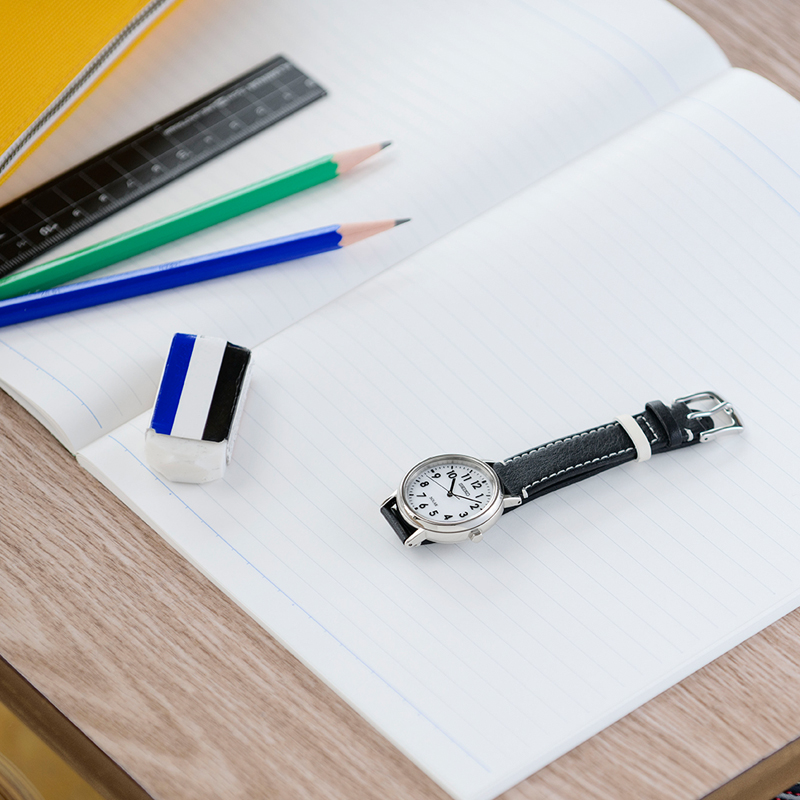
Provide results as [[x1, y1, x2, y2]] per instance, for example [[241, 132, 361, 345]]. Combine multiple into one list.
[[404, 461, 492, 523]]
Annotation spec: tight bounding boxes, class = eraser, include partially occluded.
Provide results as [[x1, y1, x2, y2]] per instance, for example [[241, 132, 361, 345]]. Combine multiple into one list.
[[145, 333, 252, 483]]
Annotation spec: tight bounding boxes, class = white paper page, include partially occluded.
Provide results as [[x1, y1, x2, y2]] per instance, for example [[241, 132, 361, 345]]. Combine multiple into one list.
[[81, 70, 800, 799], [0, 0, 727, 451]]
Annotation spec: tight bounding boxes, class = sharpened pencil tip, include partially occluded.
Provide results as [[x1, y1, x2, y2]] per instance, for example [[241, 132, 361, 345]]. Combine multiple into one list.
[[333, 142, 391, 174], [394, 218, 411, 226], [380, 140, 392, 149], [338, 219, 407, 247]]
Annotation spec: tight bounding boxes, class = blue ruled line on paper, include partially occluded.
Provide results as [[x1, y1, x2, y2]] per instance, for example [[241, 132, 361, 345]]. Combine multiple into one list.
[[553, 0, 681, 92], [0, 338, 102, 428], [505, 0, 659, 108], [685, 96, 800, 186], [662, 110, 800, 219], [107, 434, 492, 773]]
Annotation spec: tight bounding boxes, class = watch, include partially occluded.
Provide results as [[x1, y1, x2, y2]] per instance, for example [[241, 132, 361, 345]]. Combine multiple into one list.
[[381, 391, 742, 547]]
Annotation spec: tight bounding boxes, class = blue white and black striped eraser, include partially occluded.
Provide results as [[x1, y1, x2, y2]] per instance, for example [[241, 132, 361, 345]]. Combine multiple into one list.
[[144, 333, 252, 483]]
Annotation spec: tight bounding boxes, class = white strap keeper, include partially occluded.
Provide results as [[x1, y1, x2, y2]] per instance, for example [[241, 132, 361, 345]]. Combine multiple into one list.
[[615, 414, 652, 462]]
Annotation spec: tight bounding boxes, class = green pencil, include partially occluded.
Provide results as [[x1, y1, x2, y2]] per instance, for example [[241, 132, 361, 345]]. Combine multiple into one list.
[[0, 142, 390, 301]]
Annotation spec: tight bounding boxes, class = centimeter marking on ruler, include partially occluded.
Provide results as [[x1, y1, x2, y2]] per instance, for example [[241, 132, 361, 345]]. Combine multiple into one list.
[[0, 55, 326, 278]]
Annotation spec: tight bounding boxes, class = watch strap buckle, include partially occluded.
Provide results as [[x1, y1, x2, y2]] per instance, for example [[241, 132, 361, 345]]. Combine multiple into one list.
[[674, 391, 743, 442]]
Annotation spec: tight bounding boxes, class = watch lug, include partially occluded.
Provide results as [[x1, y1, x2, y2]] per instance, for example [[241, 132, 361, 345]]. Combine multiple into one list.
[[503, 494, 522, 509], [381, 493, 397, 509], [404, 528, 429, 548]]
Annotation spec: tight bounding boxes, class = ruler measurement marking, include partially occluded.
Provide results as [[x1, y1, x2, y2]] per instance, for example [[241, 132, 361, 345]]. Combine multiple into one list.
[[0, 56, 326, 275]]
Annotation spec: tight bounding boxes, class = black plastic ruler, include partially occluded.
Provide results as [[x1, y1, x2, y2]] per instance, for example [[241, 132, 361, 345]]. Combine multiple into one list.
[[0, 55, 326, 278]]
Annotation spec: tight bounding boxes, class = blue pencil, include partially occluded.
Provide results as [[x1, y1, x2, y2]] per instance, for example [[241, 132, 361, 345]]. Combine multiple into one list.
[[0, 219, 408, 328]]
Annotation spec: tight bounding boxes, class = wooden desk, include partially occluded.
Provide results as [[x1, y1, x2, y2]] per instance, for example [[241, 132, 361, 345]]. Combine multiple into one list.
[[3, 3, 800, 798]]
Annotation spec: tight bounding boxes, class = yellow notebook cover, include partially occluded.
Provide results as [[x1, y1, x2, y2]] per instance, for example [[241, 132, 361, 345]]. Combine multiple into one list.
[[0, 0, 182, 186]]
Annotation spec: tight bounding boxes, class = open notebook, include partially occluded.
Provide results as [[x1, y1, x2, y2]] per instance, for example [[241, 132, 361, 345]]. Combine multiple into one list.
[[2, 2, 800, 798]]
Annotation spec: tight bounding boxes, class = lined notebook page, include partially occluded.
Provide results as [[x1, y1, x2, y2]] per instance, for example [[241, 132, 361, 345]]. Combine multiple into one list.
[[82, 69, 800, 800], [0, 0, 727, 451]]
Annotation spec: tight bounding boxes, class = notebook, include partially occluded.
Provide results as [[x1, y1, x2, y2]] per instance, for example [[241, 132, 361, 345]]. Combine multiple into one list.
[[0, 0, 182, 185], [2, 2, 800, 798]]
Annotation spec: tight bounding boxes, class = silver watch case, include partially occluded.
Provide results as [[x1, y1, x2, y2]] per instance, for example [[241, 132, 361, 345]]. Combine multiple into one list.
[[387, 453, 519, 546]]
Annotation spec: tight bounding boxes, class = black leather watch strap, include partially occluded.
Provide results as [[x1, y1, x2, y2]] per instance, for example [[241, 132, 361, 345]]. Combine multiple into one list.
[[490, 398, 714, 505], [381, 498, 434, 546], [382, 393, 741, 545]]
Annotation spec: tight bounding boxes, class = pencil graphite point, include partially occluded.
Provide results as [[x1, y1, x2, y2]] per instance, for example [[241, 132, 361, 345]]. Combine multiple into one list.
[[338, 219, 408, 248], [333, 142, 391, 175], [380, 140, 392, 149], [394, 218, 410, 226]]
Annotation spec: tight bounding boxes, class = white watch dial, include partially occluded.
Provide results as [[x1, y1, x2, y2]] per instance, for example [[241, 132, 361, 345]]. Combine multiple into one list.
[[404, 459, 494, 524]]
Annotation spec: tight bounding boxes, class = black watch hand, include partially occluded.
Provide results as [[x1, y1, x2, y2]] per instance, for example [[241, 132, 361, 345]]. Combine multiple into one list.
[[447, 477, 456, 496], [429, 476, 472, 502]]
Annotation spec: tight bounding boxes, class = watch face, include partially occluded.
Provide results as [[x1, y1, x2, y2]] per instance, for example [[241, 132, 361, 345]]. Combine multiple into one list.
[[401, 456, 498, 526]]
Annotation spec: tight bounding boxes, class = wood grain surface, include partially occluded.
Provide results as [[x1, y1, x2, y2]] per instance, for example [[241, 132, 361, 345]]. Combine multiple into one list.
[[2, 3, 800, 799]]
